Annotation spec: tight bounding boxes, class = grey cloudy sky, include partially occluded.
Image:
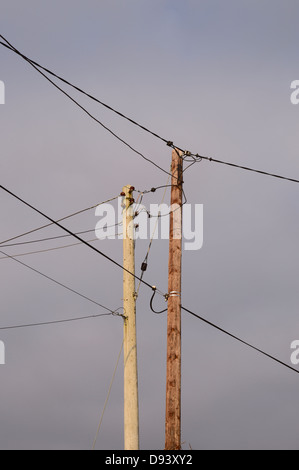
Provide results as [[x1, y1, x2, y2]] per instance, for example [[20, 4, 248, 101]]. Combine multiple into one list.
[[0, 0, 299, 450]]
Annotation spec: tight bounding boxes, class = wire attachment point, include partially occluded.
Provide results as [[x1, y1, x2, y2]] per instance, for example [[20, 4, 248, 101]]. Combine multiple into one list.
[[150, 288, 168, 315]]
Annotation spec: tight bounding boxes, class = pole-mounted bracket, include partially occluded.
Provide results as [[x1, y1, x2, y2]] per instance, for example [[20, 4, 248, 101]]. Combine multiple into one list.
[[168, 291, 181, 298]]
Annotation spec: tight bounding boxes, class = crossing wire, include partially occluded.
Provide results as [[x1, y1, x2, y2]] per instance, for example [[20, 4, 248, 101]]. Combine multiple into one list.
[[0, 35, 168, 145], [0, 37, 173, 180], [181, 305, 299, 376], [2, 35, 299, 378], [0, 221, 123, 249], [0, 232, 123, 261], [0, 196, 119, 246], [135, 173, 171, 299], [0, 184, 159, 293], [1, 35, 299, 186]]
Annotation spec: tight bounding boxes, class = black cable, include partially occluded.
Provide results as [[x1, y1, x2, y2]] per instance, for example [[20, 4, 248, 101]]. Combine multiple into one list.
[[181, 305, 299, 376], [0, 231, 123, 261], [0, 222, 122, 249], [0, 312, 120, 331], [0, 38, 173, 180], [0, 196, 119, 246], [2, 36, 298, 186], [0, 249, 118, 314], [0, 35, 169, 145], [150, 288, 168, 314], [0, 184, 155, 291], [1, 185, 178, 249], [195, 154, 299, 185], [136, 185, 173, 195]]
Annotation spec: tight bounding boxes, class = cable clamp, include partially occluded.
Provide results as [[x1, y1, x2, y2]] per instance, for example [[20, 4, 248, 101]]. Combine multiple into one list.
[[112, 309, 127, 319], [150, 288, 168, 315], [168, 291, 181, 298]]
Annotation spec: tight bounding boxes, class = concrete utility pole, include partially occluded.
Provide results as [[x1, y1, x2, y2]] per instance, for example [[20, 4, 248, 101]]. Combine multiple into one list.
[[165, 149, 183, 450], [122, 185, 140, 450]]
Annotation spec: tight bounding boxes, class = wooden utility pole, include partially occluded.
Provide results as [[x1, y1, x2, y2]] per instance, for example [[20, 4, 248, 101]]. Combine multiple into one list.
[[165, 149, 183, 450], [123, 185, 140, 450]]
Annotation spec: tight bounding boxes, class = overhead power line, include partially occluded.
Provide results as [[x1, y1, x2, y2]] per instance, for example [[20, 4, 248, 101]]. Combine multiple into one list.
[[0, 35, 168, 145], [181, 305, 299, 376], [0, 312, 120, 331], [0, 248, 120, 314], [0, 36, 173, 180], [1, 34, 298, 186], [0, 184, 174, 250], [0, 184, 159, 293], [0, 232, 123, 261], [92, 338, 124, 450], [0, 222, 122, 249], [193, 154, 299, 185], [0, 195, 119, 246], [135, 174, 171, 299]]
